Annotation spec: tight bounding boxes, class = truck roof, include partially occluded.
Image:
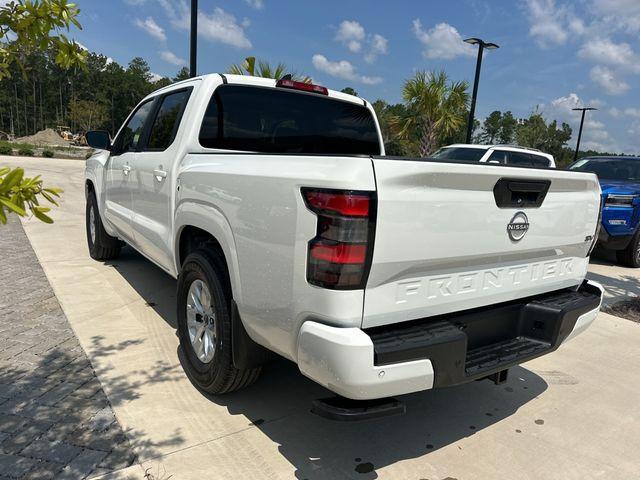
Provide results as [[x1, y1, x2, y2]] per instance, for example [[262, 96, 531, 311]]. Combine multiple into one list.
[[153, 73, 367, 107]]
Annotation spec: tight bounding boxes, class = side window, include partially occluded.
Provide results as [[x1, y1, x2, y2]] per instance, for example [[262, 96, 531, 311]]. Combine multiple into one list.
[[530, 154, 550, 168], [508, 151, 532, 166], [487, 150, 508, 164], [146, 89, 192, 151], [114, 100, 155, 155], [199, 94, 219, 147]]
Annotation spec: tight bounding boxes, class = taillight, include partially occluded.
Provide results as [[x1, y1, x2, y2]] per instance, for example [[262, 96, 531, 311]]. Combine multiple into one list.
[[276, 78, 329, 95], [303, 188, 376, 289]]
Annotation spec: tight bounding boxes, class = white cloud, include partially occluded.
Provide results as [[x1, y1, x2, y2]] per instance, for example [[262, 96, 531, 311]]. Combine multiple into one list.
[[160, 50, 186, 66], [157, 0, 190, 29], [134, 17, 166, 41], [333, 20, 388, 63], [198, 8, 252, 48], [335, 20, 366, 53], [244, 0, 264, 10], [578, 38, 639, 70], [149, 72, 165, 82], [524, 0, 568, 47], [590, 65, 630, 95], [412, 20, 475, 59], [545, 92, 611, 148], [159, 2, 252, 49], [592, 0, 640, 33], [365, 34, 388, 64], [311, 54, 382, 85]]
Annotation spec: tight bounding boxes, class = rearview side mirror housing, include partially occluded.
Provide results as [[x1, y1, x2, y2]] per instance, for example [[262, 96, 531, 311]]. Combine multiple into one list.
[[86, 130, 111, 151]]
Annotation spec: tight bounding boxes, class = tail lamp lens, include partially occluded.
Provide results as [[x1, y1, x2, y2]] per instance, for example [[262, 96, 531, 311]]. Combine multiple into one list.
[[303, 188, 375, 289]]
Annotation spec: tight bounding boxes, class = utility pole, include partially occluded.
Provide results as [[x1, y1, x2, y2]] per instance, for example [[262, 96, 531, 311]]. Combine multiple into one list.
[[464, 38, 499, 144], [190, 0, 198, 78], [572, 107, 597, 162]]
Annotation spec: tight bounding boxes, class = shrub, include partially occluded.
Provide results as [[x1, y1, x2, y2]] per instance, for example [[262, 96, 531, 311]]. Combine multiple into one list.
[[18, 147, 34, 157], [0, 143, 12, 156], [42, 149, 55, 158]]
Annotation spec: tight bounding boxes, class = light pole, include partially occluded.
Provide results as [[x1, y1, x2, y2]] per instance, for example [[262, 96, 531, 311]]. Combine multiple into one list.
[[190, 0, 198, 78], [572, 107, 597, 162], [464, 38, 499, 144]]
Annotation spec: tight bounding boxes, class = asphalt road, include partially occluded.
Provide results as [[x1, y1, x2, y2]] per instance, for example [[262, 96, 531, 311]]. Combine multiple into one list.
[[2, 156, 639, 480]]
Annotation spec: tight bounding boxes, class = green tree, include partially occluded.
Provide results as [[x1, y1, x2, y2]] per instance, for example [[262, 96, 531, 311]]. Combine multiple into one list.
[[0, 167, 62, 224], [0, 0, 85, 79], [393, 70, 469, 157], [498, 111, 517, 144], [481, 110, 502, 144], [174, 66, 191, 82], [228, 56, 311, 83], [372, 99, 411, 156], [68, 98, 107, 132], [341, 87, 358, 96], [0, 0, 84, 225], [516, 112, 572, 161]]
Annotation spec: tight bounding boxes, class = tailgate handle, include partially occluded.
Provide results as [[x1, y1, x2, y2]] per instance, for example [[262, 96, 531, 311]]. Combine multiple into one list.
[[493, 178, 551, 209]]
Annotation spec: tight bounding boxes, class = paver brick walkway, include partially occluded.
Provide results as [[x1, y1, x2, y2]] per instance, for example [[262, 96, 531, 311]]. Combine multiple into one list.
[[0, 216, 137, 479]]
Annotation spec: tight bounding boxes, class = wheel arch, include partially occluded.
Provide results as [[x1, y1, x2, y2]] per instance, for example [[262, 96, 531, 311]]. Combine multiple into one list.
[[174, 202, 243, 303]]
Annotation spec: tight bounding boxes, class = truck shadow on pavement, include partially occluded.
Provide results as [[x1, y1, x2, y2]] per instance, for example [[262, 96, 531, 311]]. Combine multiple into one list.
[[588, 249, 640, 306], [111, 246, 549, 479]]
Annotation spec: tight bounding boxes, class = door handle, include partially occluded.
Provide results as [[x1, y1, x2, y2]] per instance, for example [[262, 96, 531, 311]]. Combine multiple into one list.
[[153, 169, 167, 181], [122, 165, 131, 175]]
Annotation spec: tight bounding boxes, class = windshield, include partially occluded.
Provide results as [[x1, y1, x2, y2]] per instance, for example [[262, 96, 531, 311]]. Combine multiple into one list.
[[199, 85, 380, 155], [568, 158, 640, 181], [431, 147, 486, 162]]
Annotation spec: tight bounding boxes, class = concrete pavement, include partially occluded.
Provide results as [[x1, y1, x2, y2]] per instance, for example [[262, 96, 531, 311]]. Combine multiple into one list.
[[2, 156, 640, 480]]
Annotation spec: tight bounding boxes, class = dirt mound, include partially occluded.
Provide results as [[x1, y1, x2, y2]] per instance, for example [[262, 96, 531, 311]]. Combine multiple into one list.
[[15, 128, 70, 146]]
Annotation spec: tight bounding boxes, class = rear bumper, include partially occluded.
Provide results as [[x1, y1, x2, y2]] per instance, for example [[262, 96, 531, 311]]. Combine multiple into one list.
[[297, 280, 603, 400]]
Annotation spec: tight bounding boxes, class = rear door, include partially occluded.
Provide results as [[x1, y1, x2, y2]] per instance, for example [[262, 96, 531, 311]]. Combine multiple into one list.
[[131, 88, 192, 271], [362, 158, 600, 328]]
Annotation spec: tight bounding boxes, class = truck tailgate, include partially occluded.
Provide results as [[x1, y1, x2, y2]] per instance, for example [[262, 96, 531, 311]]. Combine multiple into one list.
[[363, 158, 601, 328]]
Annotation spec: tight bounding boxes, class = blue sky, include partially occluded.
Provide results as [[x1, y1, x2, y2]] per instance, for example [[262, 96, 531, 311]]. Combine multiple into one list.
[[75, 0, 639, 154]]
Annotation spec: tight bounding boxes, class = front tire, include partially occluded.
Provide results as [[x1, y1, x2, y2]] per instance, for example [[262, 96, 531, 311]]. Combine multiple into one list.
[[177, 248, 261, 394], [616, 230, 640, 267], [86, 190, 121, 260]]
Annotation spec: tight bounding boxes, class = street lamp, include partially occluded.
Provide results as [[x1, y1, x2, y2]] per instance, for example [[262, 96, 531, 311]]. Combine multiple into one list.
[[190, 0, 198, 78], [572, 107, 597, 162], [464, 38, 499, 144]]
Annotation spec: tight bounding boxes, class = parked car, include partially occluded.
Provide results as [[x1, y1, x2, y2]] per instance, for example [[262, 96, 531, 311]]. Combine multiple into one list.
[[84, 74, 603, 416], [568, 156, 640, 267], [432, 144, 556, 168]]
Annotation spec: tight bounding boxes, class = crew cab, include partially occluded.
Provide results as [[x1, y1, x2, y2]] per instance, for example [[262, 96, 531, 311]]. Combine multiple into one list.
[[84, 74, 603, 407], [569, 156, 640, 267]]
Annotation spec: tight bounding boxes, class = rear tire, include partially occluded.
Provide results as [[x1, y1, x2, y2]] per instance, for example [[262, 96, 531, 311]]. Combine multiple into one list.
[[616, 230, 640, 267], [86, 190, 121, 260], [177, 248, 261, 394]]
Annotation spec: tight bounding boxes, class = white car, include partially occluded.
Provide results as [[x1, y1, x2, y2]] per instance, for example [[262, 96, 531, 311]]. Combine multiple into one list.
[[432, 144, 556, 168], [84, 74, 602, 417]]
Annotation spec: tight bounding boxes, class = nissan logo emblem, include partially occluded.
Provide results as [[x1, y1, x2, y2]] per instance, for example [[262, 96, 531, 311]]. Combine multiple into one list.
[[507, 211, 529, 242]]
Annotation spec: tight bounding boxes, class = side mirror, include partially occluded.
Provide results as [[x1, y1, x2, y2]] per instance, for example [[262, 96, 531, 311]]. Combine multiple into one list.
[[86, 130, 111, 151]]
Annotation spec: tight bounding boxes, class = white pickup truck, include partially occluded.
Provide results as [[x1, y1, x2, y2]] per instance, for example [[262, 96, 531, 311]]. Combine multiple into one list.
[[85, 74, 604, 412]]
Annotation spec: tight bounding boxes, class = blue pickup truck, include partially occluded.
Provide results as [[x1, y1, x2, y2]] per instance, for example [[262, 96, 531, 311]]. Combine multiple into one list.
[[569, 156, 640, 267]]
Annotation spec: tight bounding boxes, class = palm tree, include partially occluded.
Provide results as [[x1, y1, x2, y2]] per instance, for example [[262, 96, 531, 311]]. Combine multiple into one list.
[[227, 57, 311, 83], [393, 71, 469, 157]]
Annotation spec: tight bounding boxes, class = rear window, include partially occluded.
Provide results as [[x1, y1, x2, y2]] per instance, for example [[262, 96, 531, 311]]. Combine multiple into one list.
[[431, 147, 486, 162], [199, 84, 380, 155], [147, 89, 191, 151], [569, 158, 640, 180], [508, 151, 550, 168]]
